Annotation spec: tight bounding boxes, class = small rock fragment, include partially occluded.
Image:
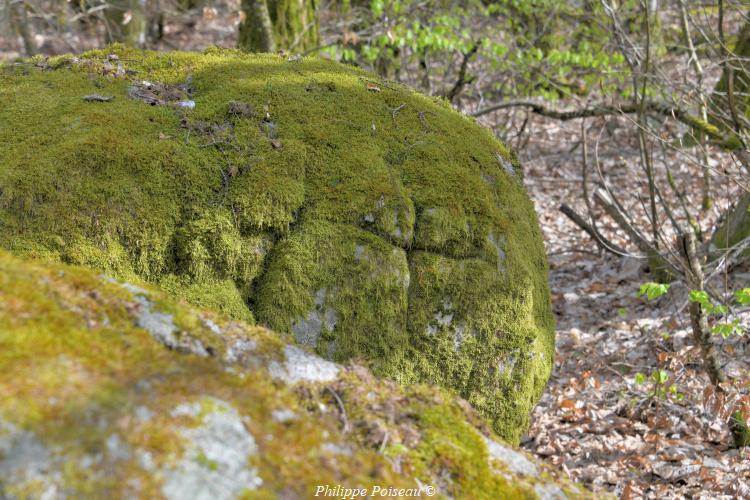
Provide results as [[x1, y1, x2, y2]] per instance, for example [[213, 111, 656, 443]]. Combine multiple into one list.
[[83, 94, 114, 102], [227, 100, 254, 118]]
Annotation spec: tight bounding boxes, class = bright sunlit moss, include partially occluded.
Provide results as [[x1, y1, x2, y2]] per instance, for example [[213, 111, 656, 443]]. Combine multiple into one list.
[[0, 46, 553, 443]]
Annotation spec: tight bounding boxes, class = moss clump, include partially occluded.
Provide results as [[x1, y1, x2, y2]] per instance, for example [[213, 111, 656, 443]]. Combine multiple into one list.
[[0, 253, 594, 499], [0, 46, 553, 443]]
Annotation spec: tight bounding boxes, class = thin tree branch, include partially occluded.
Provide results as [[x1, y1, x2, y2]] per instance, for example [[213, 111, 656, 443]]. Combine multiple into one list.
[[445, 41, 481, 103], [471, 100, 744, 150]]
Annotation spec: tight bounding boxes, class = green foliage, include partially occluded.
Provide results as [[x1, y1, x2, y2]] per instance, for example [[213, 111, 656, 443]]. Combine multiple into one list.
[[736, 288, 750, 305], [689, 289, 746, 338], [327, 0, 628, 98], [638, 282, 670, 301], [634, 369, 682, 400], [688, 290, 727, 315]]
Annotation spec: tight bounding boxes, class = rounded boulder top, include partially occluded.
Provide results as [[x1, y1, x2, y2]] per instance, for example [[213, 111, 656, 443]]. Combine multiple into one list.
[[0, 46, 553, 444]]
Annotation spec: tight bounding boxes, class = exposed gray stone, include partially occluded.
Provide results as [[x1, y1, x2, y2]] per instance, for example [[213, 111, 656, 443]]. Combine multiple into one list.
[[0, 419, 59, 499], [106, 433, 131, 461], [202, 318, 222, 334], [314, 288, 327, 307], [324, 308, 340, 332], [268, 345, 339, 384], [426, 300, 454, 335], [390, 212, 403, 239], [496, 152, 516, 178], [453, 321, 466, 351], [137, 450, 156, 472], [271, 409, 296, 423], [225, 338, 258, 364], [321, 443, 353, 456], [162, 398, 262, 500], [292, 311, 323, 347], [133, 295, 179, 349], [496, 351, 518, 378], [482, 435, 538, 477], [135, 406, 155, 422], [487, 232, 506, 274], [170, 401, 203, 418], [354, 244, 366, 261], [535, 483, 567, 500]]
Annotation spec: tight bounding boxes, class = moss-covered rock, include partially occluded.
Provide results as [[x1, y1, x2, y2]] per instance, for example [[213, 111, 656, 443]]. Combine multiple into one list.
[[0, 46, 553, 443], [0, 253, 590, 499]]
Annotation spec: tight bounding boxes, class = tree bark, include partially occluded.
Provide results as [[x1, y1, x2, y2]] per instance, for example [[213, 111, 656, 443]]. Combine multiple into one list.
[[709, 15, 750, 261], [103, 0, 147, 47], [239, 0, 276, 52], [239, 0, 318, 53], [9, 0, 36, 56]]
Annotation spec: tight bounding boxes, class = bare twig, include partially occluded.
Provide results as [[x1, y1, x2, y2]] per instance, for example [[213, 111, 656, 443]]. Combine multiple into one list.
[[445, 41, 481, 103], [324, 386, 351, 434]]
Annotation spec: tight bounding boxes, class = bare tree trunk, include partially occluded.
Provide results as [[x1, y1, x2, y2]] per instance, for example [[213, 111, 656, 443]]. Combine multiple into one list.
[[239, 0, 277, 52], [9, 0, 36, 56], [239, 0, 318, 53], [680, 232, 750, 447], [269, 0, 318, 52], [709, 15, 750, 262], [103, 0, 147, 47], [682, 232, 726, 386], [710, 192, 750, 258]]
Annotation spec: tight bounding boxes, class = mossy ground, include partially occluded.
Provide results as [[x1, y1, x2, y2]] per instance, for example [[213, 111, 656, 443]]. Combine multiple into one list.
[[0, 253, 591, 499], [0, 46, 553, 443]]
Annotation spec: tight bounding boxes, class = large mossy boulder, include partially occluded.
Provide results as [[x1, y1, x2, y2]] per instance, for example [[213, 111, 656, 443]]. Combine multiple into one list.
[[0, 46, 553, 444], [0, 253, 587, 499]]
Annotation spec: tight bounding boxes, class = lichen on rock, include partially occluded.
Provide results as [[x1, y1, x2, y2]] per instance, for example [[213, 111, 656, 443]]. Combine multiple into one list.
[[0, 46, 553, 443]]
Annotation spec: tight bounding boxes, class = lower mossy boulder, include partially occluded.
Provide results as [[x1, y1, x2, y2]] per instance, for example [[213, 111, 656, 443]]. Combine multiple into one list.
[[0, 46, 553, 443], [0, 253, 590, 499]]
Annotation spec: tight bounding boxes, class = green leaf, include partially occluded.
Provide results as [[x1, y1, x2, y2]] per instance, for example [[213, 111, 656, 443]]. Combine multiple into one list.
[[735, 288, 750, 305], [639, 282, 670, 301], [634, 372, 646, 385], [652, 370, 669, 384], [688, 290, 710, 305], [712, 320, 742, 338]]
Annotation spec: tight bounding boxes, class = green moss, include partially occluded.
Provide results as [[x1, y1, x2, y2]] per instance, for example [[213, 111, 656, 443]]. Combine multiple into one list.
[[0, 46, 553, 443], [412, 405, 533, 499], [731, 410, 750, 448], [0, 253, 590, 498]]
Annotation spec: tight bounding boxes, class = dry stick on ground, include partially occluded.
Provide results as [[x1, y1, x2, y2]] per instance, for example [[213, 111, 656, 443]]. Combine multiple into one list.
[[558, 122, 627, 257], [558, 203, 626, 256], [324, 386, 351, 434]]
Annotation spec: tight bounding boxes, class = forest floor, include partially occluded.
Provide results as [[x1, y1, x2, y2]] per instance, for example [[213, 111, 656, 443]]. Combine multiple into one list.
[[513, 112, 750, 499]]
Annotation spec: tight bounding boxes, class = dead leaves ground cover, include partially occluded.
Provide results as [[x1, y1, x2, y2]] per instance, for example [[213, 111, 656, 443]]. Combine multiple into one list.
[[512, 112, 750, 499]]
